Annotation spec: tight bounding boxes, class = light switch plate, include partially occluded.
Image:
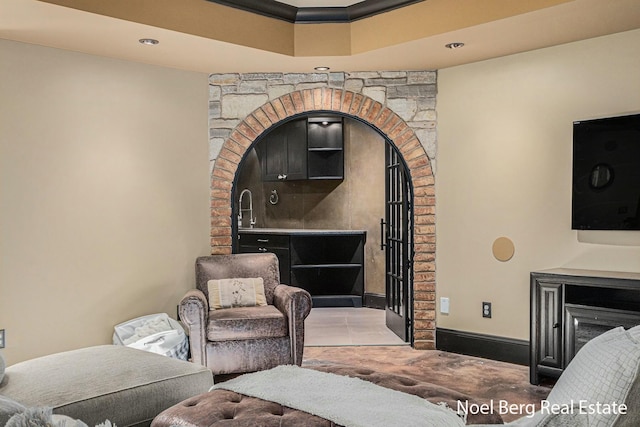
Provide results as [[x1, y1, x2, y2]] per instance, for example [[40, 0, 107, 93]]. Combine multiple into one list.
[[440, 297, 450, 314], [0, 329, 5, 348]]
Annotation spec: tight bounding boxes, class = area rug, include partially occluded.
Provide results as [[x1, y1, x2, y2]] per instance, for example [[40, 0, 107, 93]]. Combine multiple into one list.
[[303, 346, 551, 423]]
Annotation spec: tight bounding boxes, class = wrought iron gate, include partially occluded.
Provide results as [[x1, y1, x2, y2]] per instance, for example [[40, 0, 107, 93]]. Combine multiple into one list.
[[381, 144, 413, 342]]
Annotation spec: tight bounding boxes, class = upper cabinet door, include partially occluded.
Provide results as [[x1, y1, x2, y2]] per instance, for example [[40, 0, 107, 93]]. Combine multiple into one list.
[[258, 118, 307, 181]]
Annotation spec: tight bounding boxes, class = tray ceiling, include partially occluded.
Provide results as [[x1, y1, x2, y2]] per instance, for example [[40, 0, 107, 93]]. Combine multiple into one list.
[[206, 0, 424, 23], [1, 0, 640, 73]]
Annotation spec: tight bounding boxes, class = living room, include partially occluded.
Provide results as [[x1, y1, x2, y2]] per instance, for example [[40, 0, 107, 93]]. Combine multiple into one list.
[[1, 0, 640, 425]]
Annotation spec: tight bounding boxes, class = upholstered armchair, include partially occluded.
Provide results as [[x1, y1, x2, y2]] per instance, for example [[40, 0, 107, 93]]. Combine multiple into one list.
[[179, 253, 312, 376]]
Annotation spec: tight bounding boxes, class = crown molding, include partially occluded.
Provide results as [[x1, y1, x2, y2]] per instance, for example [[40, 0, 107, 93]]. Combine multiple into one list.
[[206, 0, 425, 23]]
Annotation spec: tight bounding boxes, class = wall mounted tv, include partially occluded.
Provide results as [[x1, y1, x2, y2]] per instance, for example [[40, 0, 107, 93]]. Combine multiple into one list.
[[572, 113, 640, 230]]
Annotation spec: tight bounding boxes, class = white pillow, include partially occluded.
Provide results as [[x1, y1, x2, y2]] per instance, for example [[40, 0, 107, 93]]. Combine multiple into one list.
[[545, 326, 640, 427], [207, 277, 267, 309]]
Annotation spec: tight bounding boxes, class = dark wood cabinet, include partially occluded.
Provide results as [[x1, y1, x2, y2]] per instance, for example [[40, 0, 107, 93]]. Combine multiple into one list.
[[534, 281, 563, 375], [238, 232, 290, 284], [238, 230, 366, 307], [255, 115, 344, 181], [257, 118, 307, 182], [530, 269, 640, 384]]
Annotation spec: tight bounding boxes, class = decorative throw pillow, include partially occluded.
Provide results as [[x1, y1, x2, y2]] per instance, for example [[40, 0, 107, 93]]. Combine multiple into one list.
[[207, 277, 267, 309], [545, 326, 640, 427]]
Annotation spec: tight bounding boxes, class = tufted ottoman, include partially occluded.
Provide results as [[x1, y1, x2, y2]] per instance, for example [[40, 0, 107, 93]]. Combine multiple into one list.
[[151, 366, 503, 426]]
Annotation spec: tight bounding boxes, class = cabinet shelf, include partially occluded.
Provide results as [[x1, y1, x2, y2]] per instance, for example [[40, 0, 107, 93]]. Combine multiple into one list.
[[307, 176, 343, 180], [291, 263, 362, 269], [308, 147, 343, 152]]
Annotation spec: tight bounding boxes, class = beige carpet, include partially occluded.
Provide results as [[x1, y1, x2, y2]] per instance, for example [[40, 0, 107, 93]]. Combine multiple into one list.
[[303, 346, 552, 423]]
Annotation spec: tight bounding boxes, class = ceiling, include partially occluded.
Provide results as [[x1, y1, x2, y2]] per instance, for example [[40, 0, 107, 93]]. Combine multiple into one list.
[[1, 0, 640, 74]]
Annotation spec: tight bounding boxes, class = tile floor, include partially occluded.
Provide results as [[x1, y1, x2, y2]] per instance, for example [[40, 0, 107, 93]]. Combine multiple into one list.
[[304, 307, 408, 346]]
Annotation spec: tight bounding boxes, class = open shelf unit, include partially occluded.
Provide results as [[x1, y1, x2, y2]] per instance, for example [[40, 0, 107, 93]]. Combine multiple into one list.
[[290, 232, 365, 307]]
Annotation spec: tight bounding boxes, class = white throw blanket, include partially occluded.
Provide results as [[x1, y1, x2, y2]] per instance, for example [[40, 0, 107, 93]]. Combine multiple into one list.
[[212, 365, 466, 427]]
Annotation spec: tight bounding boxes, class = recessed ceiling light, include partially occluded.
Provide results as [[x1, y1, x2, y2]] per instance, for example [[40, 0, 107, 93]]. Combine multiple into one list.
[[139, 38, 159, 46], [445, 42, 465, 50], [314, 66, 330, 71]]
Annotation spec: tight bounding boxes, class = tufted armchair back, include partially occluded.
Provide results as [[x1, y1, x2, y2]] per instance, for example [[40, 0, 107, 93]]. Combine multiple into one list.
[[195, 253, 280, 305]]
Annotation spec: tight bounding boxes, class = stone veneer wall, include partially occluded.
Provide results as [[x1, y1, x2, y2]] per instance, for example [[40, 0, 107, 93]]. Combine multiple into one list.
[[208, 71, 437, 349]]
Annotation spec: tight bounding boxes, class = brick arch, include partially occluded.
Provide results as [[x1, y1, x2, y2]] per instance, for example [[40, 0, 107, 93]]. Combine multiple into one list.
[[210, 87, 435, 349]]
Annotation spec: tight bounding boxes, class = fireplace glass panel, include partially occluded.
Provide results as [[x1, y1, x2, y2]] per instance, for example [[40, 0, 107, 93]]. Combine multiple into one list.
[[565, 304, 640, 366]]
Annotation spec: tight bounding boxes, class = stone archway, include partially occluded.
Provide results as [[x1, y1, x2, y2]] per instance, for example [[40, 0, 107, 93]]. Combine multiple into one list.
[[209, 87, 435, 349]]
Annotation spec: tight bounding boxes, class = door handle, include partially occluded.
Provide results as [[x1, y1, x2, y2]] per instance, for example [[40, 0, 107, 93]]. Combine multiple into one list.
[[257, 239, 269, 243], [380, 218, 386, 250], [278, 174, 288, 180], [552, 323, 560, 329], [258, 247, 268, 252]]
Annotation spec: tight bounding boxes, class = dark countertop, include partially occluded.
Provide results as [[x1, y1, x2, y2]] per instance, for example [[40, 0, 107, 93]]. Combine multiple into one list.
[[238, 228, 366, 236]]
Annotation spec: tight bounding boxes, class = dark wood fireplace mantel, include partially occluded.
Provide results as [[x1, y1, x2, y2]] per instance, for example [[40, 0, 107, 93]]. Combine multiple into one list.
[[530, 268, 640, 385]]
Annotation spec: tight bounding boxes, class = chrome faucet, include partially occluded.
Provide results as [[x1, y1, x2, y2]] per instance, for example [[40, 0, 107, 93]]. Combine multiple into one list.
[[238, 188, 256, 228]]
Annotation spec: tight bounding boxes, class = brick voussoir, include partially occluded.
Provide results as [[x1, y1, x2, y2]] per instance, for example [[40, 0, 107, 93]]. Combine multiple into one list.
[[322, 88, 332, 110], [252, 108, 273, 130], [211, 178, 232, 191], [224, 139, 246, 157], [349, 93, 364, 116], [261, 103, 280, 124], [271, 98, 288, 120], [365, 101, 383, 123], [218, 147, 242, 165], [359, 97, 373, 118], [291, 91, 305, 113], [341, 91, 354, 114], [236, 121, 259, 141], [229, 130, 254, 149], [302, 89, 315, 111], [373, 107, 393, 130], [313, 88, 323, 110], [332, 89, 343, 111], [280, 94, 296, 116], [212, 166, 235, 181]]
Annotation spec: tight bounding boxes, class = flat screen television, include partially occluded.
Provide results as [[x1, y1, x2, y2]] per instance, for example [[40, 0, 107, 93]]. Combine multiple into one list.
[[572, 113, 640, 230]]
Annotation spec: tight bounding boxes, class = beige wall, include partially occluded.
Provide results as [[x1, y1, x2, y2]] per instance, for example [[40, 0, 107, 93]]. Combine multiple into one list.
[[0, 40, 211, 364], [436, 29, 640, 340]]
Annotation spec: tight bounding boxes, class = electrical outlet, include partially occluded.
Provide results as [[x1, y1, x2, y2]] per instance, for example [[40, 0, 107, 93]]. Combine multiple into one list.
[[0, 329, 5, 348], [440, 297, 450, 314], [482, 302, 492, 318]]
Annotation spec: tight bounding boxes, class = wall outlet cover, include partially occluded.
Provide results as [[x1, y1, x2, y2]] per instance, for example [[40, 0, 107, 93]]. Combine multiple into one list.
[[482, 302, 492, 318]]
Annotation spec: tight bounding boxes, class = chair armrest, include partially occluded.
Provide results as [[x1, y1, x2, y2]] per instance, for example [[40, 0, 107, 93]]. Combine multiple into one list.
[[273, 284, 312, 365], [179, 289, 209, 367]]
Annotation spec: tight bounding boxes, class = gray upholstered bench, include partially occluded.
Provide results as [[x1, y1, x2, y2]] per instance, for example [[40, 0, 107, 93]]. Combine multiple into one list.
[[0, 345, 213, 427]]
